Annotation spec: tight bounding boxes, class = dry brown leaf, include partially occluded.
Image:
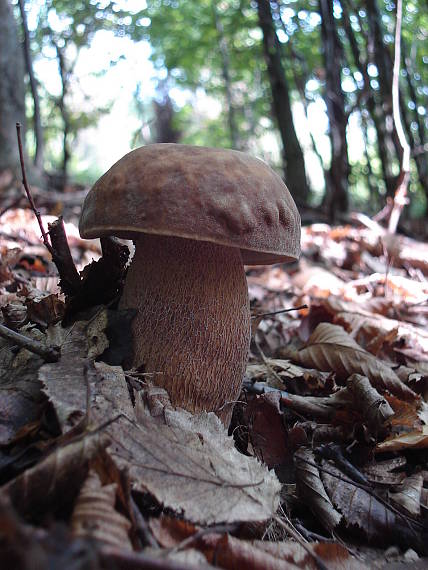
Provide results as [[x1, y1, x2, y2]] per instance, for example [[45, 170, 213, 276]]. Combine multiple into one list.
[[243, 391, 289, 468], [40, 310, 110, 431], [112, 402, 281, 525], [40, 320, 281, 526], [333, 309, 428, 354], [346, 374, 394, 430], [288, 323, 417, 400], [376, 425, 428, 452], [246, 359, 332, 395], [25, 292, 65, 327], [254, 540, 366, 570], [292, 264, 346, 298], [362, 457, 407, 486], [0, 328, 46, 445], [294, 447, 342, 532], [149, 515, 198, 548], [71, 470, 132, 549], [1, 302, 27, 329], [389, 473, 423, 518], [210, 534, 301, 570], [320, 459, 423, 550], [0, 432, 109, 517]]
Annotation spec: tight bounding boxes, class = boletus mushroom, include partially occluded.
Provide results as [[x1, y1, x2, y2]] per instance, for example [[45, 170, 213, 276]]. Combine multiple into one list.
[[79, 144, 300, 424]]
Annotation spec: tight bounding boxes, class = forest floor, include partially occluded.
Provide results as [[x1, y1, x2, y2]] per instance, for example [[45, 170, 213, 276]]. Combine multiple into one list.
[[0, 189, 428, 569]]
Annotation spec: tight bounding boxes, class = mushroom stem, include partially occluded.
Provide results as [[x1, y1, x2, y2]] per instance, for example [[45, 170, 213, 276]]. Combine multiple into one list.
[[120, 234, 250, 424]]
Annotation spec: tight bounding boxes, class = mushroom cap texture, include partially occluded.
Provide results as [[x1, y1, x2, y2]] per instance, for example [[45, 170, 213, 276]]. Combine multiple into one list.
[[79, 144, 301, 264]]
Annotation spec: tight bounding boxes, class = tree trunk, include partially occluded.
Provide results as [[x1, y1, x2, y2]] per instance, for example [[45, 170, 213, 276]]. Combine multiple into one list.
[[18, 0, 44, 170], [212, 0, 239, 149], [0, 0, 26, 172], [401, 40, 428, 200], [319, 0, 349, 218], [341, 0, 396, 196], [365, 0, 403, 196], [256, 0, 309, 206], [153, 94, 181, 143], [55, 43, 71, 190]]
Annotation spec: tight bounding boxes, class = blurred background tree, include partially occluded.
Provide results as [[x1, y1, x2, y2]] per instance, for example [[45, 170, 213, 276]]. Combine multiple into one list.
[[1, 0, 426, 220]]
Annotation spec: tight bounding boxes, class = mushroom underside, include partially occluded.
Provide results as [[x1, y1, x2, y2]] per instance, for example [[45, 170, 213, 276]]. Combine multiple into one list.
[[119, 233, 251, 425]]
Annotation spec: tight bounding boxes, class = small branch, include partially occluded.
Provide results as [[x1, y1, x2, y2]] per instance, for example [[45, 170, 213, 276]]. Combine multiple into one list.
[[130, 495, 159, 549], [273, 514, 329, 570], [48, 217, 82, 297], [251, 304, 308, 320], [0, 323, 60, 362], [388, 0, 410, 234], [16, 123, 52, 254]]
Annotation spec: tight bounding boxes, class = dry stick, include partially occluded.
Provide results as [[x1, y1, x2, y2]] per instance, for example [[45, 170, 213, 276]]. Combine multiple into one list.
[[273, 514, 330, 570], [251, 304, 308, 320], [48, 217, 81, 296], [388, 0, 410, 236], [0, 322, 60, 362], [16, 123, 81, 297], [16, 123, 52, 254], [383, 0, 410, 296], [130, 494, 159, 549]]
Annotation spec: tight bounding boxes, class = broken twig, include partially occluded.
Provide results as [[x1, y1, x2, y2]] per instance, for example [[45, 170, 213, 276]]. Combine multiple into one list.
[[16, 123, 52, 254], [0, 322, 60, 362], [48, 217, 82, 297]]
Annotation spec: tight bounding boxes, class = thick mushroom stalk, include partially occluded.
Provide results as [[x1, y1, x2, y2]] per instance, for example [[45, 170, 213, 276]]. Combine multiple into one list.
[[120, 234, 251, 424]]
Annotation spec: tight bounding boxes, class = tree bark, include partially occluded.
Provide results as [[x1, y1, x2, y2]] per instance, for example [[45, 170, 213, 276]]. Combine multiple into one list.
[[55, 43, 71, 190], [18, 0, 44, 170], [366, 0, 404, 196], [153, 94, 181, 143], [401, 40, 428, 201], [256, 0, 309, 206], [0, 0, 26, 172], [212, 0, 239, 149], [341, 0, 396, 196], [319, 0, 349, 218]]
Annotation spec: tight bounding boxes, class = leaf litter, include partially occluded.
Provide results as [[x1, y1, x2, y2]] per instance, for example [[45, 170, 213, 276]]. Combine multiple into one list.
[[0, 206, 428, 568]]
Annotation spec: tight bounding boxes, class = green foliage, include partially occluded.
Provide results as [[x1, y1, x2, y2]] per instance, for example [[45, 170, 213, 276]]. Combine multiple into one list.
[[17, 0, 428, 215]]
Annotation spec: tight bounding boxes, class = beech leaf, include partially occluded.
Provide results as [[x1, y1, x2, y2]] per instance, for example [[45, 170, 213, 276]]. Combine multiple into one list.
[[289, 323, 417, 400]]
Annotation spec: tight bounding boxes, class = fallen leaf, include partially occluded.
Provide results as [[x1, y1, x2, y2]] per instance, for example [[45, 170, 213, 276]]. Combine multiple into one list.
[[0, 329, 46, 445], [287, 323, 417, 400], [1, 432, 109, 518], [71, 470, 132, 549], [320, 459, 422, 550], [376, 425, 428, 452], [294, 447, 342, 532]]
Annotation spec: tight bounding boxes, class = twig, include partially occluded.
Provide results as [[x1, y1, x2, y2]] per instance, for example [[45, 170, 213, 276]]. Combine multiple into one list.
[[130, 495, 159, 549], [16, 124, 82, 299], [273, 514, 329, 570], [169, 523, 238, 555], [0, 322, 60, 362], [388, 0, 410, 235], [251, 304, 308, 319], [16, 123, 52, 254], [48, 217, 81, 296]]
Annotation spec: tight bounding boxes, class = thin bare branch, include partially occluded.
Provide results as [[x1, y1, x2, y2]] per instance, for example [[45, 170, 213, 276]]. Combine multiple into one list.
[[0, 322, 60, 362], [16, 123, 52, 254]]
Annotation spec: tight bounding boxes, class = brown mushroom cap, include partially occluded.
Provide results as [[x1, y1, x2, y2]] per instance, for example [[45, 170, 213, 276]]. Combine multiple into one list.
[[79, 144, 301, 264]]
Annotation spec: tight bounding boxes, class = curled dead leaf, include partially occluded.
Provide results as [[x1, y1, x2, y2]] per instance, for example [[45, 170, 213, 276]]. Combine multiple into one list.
[[288, 323, 417, 401]]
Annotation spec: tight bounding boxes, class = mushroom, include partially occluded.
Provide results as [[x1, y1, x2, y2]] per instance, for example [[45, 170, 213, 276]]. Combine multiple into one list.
[[79, 144, 300, 424]]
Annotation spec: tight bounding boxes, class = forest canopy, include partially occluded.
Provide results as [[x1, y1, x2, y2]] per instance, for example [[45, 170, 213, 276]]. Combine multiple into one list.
[[1, 0, 427, 219]]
